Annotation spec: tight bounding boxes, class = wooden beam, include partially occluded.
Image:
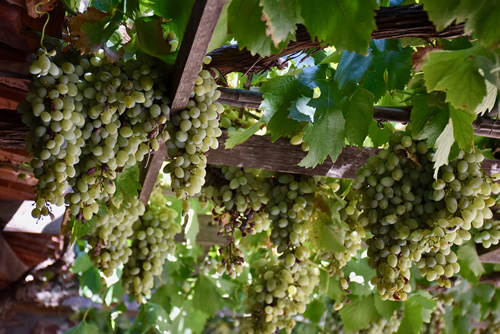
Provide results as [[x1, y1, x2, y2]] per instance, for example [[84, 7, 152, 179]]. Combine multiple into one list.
[[218, 88, 500, 140], [138, 0, 226, 205], [479, 247, 500, 264], [207, 133, 500, 178]]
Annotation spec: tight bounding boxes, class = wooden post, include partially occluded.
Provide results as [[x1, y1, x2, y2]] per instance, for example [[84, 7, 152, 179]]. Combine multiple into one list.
[[138, 0, 226, 205]]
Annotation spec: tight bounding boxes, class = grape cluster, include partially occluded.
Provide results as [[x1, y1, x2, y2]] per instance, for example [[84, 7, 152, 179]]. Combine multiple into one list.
[[89, 197, 145, 277], [122, 191, 181, 302], [359, 311, 401, 334], [473, 217, 500, 248], [241, 249, 320, 334], [319, 184, 366, 296], [22, 49, 171, 221], [219, 106, 259, 133], [164, 57, 224, 199], [202, 166, 274, 277], [267, 174, 317, 253], [353, 130, 499, 300], [288, 129, 309, 152]]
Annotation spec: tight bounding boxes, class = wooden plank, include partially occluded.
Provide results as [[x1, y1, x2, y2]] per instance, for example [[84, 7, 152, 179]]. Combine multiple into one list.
[[139, 0, 226, 205], [169, 0, 226, 113], [479, 247, 500, 264], [207, 133, 500, 178]]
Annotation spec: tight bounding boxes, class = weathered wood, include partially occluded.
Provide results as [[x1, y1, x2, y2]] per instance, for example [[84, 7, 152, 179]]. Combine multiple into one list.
[[208, 5, 465, 76], [169, 0, 226, 113], [218, 88, 500, 140], [479, 247, 500, 264], [207, 133, 500, 178], [139, 0, 226, 205]]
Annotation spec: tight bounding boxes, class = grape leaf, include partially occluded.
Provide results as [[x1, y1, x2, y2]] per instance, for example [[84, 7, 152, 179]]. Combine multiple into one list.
[[104, 281, 124, 306], [289, 96, 315, 122], [141, 0, 194, 43], [422, 47, 487, 112], [228, 0, 273, 56], [339, 295, 379, 332], [131, 302, 169, 333], [64, 321, 99, 334], [303, 299, 325, 324], [474, 79, 498, 115], [432, 119, 454, 178], [80, 267, 104, 299], [299, 107, 345, 167], [422, 0, 500, 49], [449, 106, 475, 151], [410, 94, 443, 137], [68, 8, 110, 53], [418, 107, 449, 147], [259, 0, 301, 48], [457, 241, 485, 283], [192, 275, 222, 316], [342, 88, 374, 147], [334, 50, 373, 89], [115, 164, 141, 199], [70, 252, 93, 274], [374, 298, 402, 319], [368, 121, 392, 147], [207, 2, 229, 52], [298, 0, 378, 54], [260, 76, 301, 140], [135, 17, 173, 57], [308, 212, 345, 253], [397, 293, 437, 334], [225, 121, 264, 149]]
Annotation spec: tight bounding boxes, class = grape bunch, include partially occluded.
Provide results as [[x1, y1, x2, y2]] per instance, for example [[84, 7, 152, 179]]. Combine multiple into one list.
[[218, 106, 259, 133], [353, 130, 499, 300], [122, 190, 181, 302], [88, 197, 146, 277], [164, 57, 224, 199], [267, 174, 317, 253], [22, 49, 171, 221], [288, 128, 309, 152], [241, 249, 320, 334], [202, 166, 274, 277], [319, 184, 366, 295], [473, 210, 500, 248]]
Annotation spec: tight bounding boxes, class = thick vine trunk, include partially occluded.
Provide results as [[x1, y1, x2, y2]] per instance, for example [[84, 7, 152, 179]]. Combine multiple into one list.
[[208, 4, 465, 76]]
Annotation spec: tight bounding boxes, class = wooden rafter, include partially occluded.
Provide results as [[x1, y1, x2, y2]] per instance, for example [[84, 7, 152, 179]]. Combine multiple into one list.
[[138, 0, 226, 205]]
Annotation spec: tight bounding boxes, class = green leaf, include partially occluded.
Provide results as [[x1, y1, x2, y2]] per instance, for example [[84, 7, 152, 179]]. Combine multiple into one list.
[[339, 294, 379, 332], [422, 47, 487, 112], [374, 298, 402, 319], [115, 164, 141, 199], [303, 298, 325, 324], [140, 0, 194, 43], [71, 214, 99, 243], [449, 106, 475, 151], [410, 94, 443, 137], [64, 321, 99, 334], [70, 252, 93, 274], [397, 301, 423, 334], [80, 267, 104, 298], [260, 76, 301, 140], [457, 241, 485, 283], [298, 0, 378, 54], [418, 107, 449, 147], [308, 212, 345, 252], [289, 96, 315, 122], [432, 119, 455, 178], [368, 121, 392, 147], [192, 275, 222, 316], [104, 281, 124, 306], [228, 0, 273, 56], [343, 88, 374, 147], [397, 292, 436, 334], [225, 121, 264, 149], [207, 2, 229, 52], [343, 254, 375, 296], [421, 0, 462, 31], [135, 17, 172, 57], [131, 302, 169, 333], [259, 0, 301, 48], [474, 79, 498, 115], [334, 50, 373, 89]]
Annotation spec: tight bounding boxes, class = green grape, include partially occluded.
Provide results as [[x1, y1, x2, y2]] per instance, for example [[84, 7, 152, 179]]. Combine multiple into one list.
[[354, 129, 498, 300], [122, 190, 181, 302]]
